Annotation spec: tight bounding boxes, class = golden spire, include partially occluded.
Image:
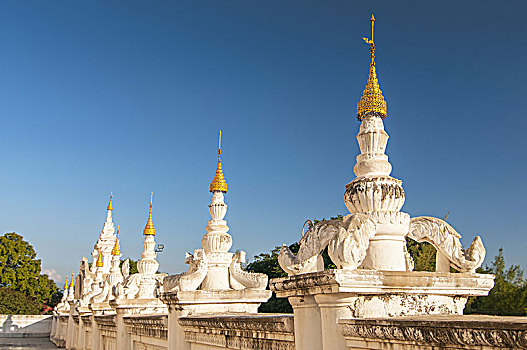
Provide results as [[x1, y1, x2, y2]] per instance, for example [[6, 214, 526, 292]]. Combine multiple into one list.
[[357, 14, 387, 121], [107, 192, 113, 211], [96, 251, 103, 267], [63, 276, 68, 290], [209, 130, 228, 193], [143, 192, 156, 235], [69, 273, 75, 288], [112, 226, 121, 256]]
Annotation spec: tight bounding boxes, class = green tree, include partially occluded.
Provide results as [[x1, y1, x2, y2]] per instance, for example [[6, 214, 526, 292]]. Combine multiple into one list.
[[49, 289, 64, 309], [246, 243, 298, 313], [246, 240, 337, 313], [465, 248, 527, 316], [0, 288, 40, 314], [0, 233, 58, 309], [406, 239, 436, 272], [120, 258, 139, 275]]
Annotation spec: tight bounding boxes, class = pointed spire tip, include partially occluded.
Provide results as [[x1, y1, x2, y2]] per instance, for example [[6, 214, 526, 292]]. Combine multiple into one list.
[[210, 131, 228, 193], [143, 193, 156, 235], [107, 192, 113, 211], [357, 15, 387, 120]]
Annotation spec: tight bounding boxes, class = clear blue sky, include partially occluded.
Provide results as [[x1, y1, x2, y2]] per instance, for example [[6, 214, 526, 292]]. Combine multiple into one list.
[[0, 1, 525, 283]]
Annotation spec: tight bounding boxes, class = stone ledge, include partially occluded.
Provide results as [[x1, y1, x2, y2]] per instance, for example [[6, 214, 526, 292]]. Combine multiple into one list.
[[94, 314, 116, 334], [80, 315, 92, 326], [179, 314, 295, 350], [124, 314, 168, 339], [162, 289, 272, 305], [270, 269, 494, 297], [178, 314, 294, 333], [339, 315, 527, 349]]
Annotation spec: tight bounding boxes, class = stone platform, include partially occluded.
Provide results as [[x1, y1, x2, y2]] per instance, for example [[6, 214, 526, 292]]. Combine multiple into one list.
[[0, 337, 59, 350]]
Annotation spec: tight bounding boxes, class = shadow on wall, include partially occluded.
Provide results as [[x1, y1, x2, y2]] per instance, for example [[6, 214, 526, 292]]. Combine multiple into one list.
[[0, 315, 52, 338]]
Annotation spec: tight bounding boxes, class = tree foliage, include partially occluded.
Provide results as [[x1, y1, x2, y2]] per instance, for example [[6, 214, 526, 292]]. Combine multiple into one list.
[[406, 239, 436, 272], [246, 243, 298, 313], [465, 248, 527, 316], [120, 258, 139, 275], [0, 287, 40, 315], [0, 233, 58, 312]]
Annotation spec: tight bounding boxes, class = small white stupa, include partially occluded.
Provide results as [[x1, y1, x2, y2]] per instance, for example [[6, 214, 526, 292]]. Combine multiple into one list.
[[161, 131, 271, 339]]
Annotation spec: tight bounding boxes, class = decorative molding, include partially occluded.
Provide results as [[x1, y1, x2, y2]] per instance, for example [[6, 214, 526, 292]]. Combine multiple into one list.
[[179, 314, 295, 350], [270, 269, 494, 299], [178, 315, 294, 334], [81, 315, 92, 327], [94, 314, 116, 334], [124, 315, 168, 339], [369, 211, 409, 225], [344, 176, 405, 214], [340, 317, 527, 349]]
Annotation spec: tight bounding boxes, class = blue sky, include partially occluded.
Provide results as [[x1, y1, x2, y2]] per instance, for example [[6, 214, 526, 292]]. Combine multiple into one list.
[[0, 1, 525, 283]]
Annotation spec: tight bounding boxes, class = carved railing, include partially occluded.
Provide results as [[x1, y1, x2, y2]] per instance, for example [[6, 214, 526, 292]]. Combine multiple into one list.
[[178, 314, 295, 350], [340, 316, 527, 349], [124, 315, 168, 339]]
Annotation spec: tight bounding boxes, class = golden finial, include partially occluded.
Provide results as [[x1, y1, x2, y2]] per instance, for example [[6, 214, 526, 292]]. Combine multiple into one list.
[[112, 226, 121, 256], [357, 14, 387, 121], [209, 130, 228, 193], [96, 251, 103, 267], [63, 276, 68, 290], [143, 192, 156, 235], [70, 273, 75, 288], [107, 192, 113, 211]]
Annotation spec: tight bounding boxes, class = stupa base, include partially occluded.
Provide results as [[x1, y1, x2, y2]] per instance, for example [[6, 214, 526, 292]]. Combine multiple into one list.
[[270, 269, 494, 350]]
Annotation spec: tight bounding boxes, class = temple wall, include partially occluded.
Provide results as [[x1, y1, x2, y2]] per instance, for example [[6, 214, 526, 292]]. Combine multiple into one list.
[[340, 316, 527, 350], [95, 314, 117, 350], [52, 313, 295, 350], [178, 314, 295, 350], [50, 311, 527, 349], [124, 314, 168, 350], [51, 315, 69, 347], [81, 314, 92, 350], [0, 315, 52, 338]]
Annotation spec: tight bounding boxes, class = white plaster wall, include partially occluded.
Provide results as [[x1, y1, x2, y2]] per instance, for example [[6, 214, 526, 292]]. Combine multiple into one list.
[[190, 344, 226, 350], [0, 315, 52, 337], [102, 335, 116, 350], [131, 337, 167, 350]]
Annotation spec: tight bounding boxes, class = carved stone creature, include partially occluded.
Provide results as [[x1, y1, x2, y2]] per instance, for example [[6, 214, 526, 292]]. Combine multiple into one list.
[[229, 250, 268, 290], [91, 282, 110, 303], [121, 259, 130, 279], [79, 279, 103, 307], [115, 274, 141, 299], [278, 214, 376, 275], [114, 273, 167, 300], [408, 216, 485, 273], [163, 249, 268, 292], [163, 250, 208, 292]]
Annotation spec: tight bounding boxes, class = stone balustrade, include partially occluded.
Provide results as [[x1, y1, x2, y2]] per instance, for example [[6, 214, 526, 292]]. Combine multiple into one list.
[[124, 314, 168, 350], [52, 312, 297, 350], [50, 310, 527, 350], [339, 315, 527, 350], [178, 314, 295, 350]]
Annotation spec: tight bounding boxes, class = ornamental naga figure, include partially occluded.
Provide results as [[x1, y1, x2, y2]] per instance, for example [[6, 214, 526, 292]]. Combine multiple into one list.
[[278, 15, 485, 275]]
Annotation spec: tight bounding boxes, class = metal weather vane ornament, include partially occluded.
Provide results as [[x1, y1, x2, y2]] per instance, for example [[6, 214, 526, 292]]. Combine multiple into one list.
[[357, 14, 387, 120]]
